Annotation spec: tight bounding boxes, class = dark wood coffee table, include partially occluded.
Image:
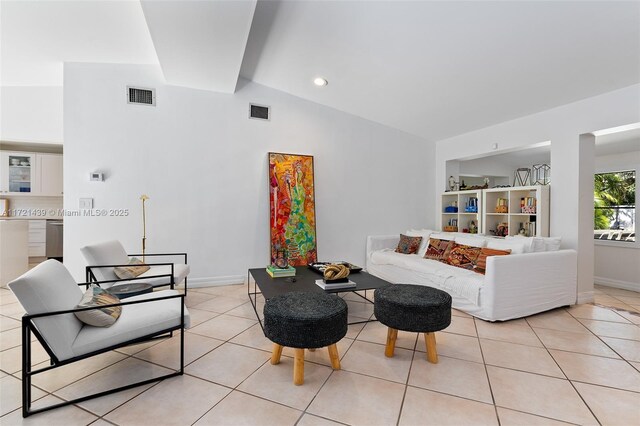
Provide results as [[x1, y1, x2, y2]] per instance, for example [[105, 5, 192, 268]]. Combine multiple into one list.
[[247, 266, 391, 329]]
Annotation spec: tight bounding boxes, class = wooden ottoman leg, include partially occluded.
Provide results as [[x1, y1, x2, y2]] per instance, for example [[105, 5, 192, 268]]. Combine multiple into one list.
[[385, 328, 398, 358], [308, 348, 316, 352], [425, 332, 438, 363], [271, 343, 283, 365], [327, 344, 341, 370], [293, 348, 305, 385]]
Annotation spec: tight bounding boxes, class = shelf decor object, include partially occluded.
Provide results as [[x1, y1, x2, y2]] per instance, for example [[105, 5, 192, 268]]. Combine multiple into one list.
[[532, 164, 551, 185], [269, 152, 317, 266], [513, 168, 531, 187]]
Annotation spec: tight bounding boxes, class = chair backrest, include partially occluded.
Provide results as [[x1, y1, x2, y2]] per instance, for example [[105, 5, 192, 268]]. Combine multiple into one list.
[[8, 260, 83, 361], [80, 240, 129, 284]]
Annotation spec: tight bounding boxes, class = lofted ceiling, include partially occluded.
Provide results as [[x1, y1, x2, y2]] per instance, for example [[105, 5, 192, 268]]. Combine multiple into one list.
[[1, 0, 639, 143]]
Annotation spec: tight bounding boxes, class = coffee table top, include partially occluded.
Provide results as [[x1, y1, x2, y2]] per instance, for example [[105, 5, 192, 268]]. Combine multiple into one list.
[[248, 266, 390, 300]]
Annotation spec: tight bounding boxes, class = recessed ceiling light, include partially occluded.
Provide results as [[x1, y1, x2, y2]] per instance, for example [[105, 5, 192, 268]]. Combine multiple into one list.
[[313, 77, 328, 87]]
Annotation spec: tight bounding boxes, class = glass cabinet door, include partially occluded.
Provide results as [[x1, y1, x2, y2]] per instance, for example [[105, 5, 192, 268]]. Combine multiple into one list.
[[6, 153, 35, 193]]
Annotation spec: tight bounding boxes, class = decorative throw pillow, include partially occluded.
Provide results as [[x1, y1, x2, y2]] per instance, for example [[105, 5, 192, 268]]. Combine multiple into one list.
[[74, 285, 122, 327], [474, 248, 511, 274], [424, 238, 454, 261], [114, 257, 150, 279], [445, 243, 483, 270], [395, 234, 423, 254]]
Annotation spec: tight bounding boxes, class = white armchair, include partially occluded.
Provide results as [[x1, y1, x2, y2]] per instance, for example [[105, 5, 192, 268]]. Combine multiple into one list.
[[80, 240, 190, 294], [8, 259, 189, 417]]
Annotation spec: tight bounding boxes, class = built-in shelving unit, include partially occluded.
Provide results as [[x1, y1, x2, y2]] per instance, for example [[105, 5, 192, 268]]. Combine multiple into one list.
[[440, 189, 482, 234]]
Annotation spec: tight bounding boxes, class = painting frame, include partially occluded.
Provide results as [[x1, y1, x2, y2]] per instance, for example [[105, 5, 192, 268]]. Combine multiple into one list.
[[268, 152, 318, 267]]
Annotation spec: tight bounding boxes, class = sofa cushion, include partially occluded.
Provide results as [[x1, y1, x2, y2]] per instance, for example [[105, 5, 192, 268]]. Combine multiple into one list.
[[424, 238, 454, 261], [80, 240, 129, 283], [486, 238, 527, 254], [445, 243, 483, 270], [8, 260, 84, 361], [537, 237, 562, 252], [396, 234, 422, 254], [74, 285, 122, 327], [475, 248, 511, 274], [405, 229, 434, 257], [454, 235, 487, 248]]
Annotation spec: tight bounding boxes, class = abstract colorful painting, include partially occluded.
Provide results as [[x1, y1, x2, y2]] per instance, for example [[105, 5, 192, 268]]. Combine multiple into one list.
[[269, 152, 317, 266]]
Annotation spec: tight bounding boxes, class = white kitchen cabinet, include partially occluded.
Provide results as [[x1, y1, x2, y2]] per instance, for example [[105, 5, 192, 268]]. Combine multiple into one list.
[[0, 152, 37, 194], [28, 220, 46, 257], [37, 153, 63, 196]]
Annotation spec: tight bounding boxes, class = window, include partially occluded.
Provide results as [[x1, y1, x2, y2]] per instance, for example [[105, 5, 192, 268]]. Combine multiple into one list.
[[594, 170, 636, 242]]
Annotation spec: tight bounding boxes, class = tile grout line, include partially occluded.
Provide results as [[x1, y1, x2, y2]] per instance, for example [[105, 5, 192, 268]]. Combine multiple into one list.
[[473, 316, 501, 426]]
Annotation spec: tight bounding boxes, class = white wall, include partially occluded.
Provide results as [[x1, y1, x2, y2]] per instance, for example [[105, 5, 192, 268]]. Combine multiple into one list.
[[594, 148, 640, 291], [0, 86, 63, 143], [435, 84, 640, 303], [63, 63, 435, 283]]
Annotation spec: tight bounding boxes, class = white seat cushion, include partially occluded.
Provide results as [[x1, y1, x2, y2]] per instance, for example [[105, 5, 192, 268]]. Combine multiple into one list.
[[80, 240, 129, 282], [72, 290, 190, 357]]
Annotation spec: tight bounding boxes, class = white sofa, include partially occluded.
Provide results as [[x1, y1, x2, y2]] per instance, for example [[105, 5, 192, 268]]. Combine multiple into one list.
[[366, 231, 577, 321]]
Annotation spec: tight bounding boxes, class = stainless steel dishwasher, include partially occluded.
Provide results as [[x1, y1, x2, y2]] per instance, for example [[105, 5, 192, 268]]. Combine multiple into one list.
[[46, 220, 63, 260]]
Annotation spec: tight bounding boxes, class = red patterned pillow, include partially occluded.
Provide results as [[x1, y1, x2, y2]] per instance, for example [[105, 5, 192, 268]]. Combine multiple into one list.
[[395, 234, 422, 254], [424, 238, 454, 261], [474, 248, 511, 274], [445, 243, 482, 270]]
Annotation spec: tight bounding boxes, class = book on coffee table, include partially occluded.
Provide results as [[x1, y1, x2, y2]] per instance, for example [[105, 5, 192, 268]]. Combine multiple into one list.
[[315, 279, 357, 290]]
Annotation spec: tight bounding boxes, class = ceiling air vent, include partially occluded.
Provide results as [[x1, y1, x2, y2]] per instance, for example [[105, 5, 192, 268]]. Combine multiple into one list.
[[127, 86, 155, 106], [249, 103, 270, 121]]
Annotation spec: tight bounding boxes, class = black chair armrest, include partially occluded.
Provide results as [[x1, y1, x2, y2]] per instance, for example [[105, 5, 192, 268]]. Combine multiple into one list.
[[85, 263, 175, 285]]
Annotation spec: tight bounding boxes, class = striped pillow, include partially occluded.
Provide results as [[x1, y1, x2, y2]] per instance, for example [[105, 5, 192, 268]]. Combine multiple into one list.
[[474, 248, 511, 274]]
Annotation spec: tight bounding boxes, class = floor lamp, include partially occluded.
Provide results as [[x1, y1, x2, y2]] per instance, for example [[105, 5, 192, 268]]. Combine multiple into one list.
[[140, 194, 149, 262]]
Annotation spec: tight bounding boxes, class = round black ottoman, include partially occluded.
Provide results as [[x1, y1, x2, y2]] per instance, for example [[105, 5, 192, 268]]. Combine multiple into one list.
[[264, 291, 348, 385], [374, 284, 452, 363]]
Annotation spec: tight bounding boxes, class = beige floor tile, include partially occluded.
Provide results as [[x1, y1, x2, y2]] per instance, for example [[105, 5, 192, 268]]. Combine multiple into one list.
[[615, 295, 640, 305], [0, 302, 26, 319], [86, 419, 113, 426], [307, 370, 405, 425], [194, 390, 301, 426], [184, 292, 217, 308], [486, 366, 597, 425], [0, 315, 20, 332], [415, 331, 484, 363], [476, 318, 543, 347], [0, 375, 47, 416], [191, 295, 248, 314], [574, 382, 640, 426], [113, 337, 162, 356], [238, 357, 333, 410], [0, 327, 37, 351], [594, 297, 638, 312], [187, 308, 221, 327], [344, 317, 366, 339], [196, 283, 248, 298], [534, 328, 620, 358], [225, 301, 261, 320], [617, 310, 640, 325], [600, 336, 640, 362], [296, 413, 343, 426], [409, 354, 493, 403], [345, 300, 374, 319], [632, 361, 640, 372], [451, 308, 472, 318], [356, 321, 417, 350], [229, 323, 273, 352], [480, 339, 564, 378], [446, 315, 477, 337], [54, 358, 173, 416], [340, 340, 413, 383], [578, 318, 640, 341], [282, 338, 354, 367], [399, 386, 498, 426], [567, 304, 631, 323], [135, 332, 223, 368], [32, 351, 127, 392], [0, 394, 99, 425], [188, 314, 256, 341], [496, 407, 573, 425], [550, 349, 640, 392], [526, 309, 591, 334], [185, 342, 269, 388], [105, 375, 230, 426], [597, 287, 640, 297], [1, 340, 50, 374], [0, 289, 18, 306]]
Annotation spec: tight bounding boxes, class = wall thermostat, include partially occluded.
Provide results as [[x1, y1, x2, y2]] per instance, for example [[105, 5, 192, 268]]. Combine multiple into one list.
[[90, 172, 104, 182]]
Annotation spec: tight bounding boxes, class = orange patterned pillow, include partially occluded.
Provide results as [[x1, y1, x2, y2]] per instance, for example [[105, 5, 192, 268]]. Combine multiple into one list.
[[424, 238, 454, 261], [474, 248, 511, 274], [445, 243, 482, 270]]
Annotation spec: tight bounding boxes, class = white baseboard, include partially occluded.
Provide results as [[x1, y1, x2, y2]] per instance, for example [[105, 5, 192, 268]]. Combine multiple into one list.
[[187, 275, 245, 288], [594, 276, 640, 292], [577, 291, 594, 304]]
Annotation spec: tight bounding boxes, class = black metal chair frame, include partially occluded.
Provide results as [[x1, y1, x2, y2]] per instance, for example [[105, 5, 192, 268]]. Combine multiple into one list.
[[21, 281, 185, 418], [85, 252, 188, 295]]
